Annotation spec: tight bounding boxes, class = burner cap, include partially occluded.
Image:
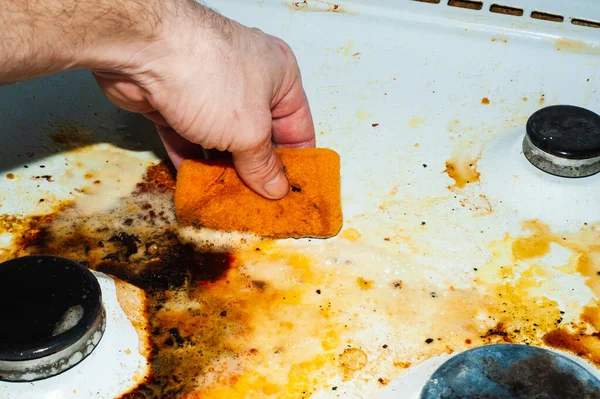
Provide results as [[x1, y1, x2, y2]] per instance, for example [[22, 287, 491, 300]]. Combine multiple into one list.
[[523, 105, 600, 177], [420, 344, 600, 399], [0, 256, 106, 382]]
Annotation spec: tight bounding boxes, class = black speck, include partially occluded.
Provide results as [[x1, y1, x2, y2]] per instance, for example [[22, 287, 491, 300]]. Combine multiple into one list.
[[316, 289, 321, 294], [332, 387, 338, 391], [425, 338, 434, 344], [423, 164, 427, 168], [421, 221, 426, 225], [40, 165, 45, 168], [430, 292, 437, 298], [291, 185, 302, 192], [24, 165, 28, 168], [474, 268, 478, 271], [220, 310, 227, 317], [382, 344, 388, 348]]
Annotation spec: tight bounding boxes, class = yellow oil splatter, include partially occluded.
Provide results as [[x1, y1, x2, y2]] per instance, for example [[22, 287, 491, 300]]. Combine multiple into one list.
[[341, 228, 361, 241], [356, 277, 374, 290], [555, 38, 600, 55], [408, 117, 425, 128], [444, 156, 481, 190], [355, 110, 372, 120]]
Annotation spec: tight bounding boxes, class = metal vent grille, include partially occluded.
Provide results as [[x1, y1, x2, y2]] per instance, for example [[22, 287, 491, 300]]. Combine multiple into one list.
[[411, 0, 600, 30]]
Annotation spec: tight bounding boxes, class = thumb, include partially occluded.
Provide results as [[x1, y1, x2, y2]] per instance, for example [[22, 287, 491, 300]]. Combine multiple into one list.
[[232, 139, 289, 200]]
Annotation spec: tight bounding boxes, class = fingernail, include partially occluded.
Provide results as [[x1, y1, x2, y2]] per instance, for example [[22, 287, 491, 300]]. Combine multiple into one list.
[[264, 172, 288, 198]]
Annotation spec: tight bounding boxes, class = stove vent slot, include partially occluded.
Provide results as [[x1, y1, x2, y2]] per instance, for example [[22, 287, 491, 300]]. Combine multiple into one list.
[[490, 4, 523, 17], [448, 0, 483, 10], [572, 18, 600, 29], [531, 11, 564, 23], [410, 0, 600, 31]]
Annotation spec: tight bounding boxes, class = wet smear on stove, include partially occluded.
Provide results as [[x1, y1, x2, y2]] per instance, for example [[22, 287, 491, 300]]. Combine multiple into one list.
[[3, 163, 600, 398], [555, 38, 600, 55]]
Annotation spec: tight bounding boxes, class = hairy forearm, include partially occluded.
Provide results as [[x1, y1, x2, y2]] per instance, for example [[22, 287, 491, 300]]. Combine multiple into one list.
[[0, 0, 230, 82]]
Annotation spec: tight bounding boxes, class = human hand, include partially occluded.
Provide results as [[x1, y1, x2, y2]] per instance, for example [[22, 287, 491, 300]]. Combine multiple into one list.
[[91, 2, 316, 199]]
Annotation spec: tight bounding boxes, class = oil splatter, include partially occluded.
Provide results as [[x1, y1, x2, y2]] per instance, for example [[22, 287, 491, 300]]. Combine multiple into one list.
[[444, 156, 481, 190], [355, 110, 372, 120], [409, 117, 425, 128], [481, 97, 491, 105], [341, 227, 361, 241], [555, 38, 600, 55], [3, 165, 600, 398]]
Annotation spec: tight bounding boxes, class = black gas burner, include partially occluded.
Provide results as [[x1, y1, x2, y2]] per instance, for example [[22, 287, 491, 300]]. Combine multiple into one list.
[[523, 105, 600, 178], [0, 256, 105, 382]]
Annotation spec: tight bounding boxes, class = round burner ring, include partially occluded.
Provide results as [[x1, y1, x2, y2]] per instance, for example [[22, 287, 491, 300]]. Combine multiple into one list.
[[0, 256, 106, 382], [421, 344, 600, 398], [523, 105, 600, 178]]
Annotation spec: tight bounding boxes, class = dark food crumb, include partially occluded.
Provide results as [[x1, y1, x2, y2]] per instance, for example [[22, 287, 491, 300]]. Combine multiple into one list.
[[316, 289, 321, 294], [220, 311, 227, 317], [425, 338, 434, 344], [372, 123, 379, 127], [40, 165, 45, 168], [168, 327, 185, 346], [291, 185, 302, 192], [423, 164, 427, 168], [332, 387, 338, 391], [430, 292, 437, 298], [421, 221, 426, 225], [382, 344, 388, 348]]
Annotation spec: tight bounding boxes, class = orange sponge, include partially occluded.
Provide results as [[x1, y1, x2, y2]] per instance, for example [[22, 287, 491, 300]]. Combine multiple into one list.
[[174, 148, 343, 238]]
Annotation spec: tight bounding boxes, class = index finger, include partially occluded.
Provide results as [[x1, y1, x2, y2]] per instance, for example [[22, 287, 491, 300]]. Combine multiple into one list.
[[271, 79, 316, 149]]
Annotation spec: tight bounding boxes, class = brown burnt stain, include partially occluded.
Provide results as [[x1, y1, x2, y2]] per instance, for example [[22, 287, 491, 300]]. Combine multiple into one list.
[[491, 37, 507, 43], [377, 377, 389, 386], [6, 173, 14, 180], [444, 156, 481, 190], [522, 97, 528, 102], [287, 0, 354, 14], [47, 121, 94, 149], [481, 97, 491, 104], [540, 94, 546, 105], [543, 330, 600, 366]]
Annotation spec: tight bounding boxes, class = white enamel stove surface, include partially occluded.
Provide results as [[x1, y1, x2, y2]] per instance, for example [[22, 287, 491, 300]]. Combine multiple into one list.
[[1, 0, 600, 398]]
